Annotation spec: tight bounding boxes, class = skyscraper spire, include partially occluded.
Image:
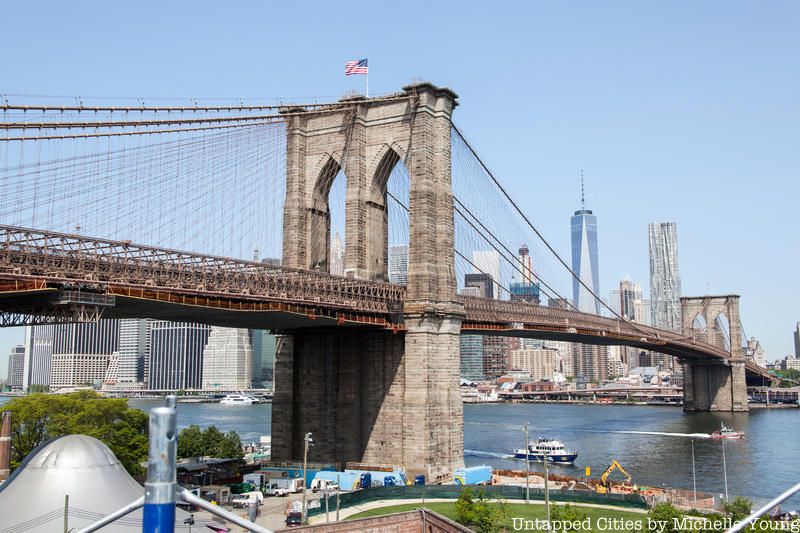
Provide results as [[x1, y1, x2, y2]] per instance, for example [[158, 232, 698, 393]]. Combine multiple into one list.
[[580, 169, 585, 210]]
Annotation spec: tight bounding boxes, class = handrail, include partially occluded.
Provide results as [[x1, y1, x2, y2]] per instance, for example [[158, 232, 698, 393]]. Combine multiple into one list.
[[725, 481, 800, 533]]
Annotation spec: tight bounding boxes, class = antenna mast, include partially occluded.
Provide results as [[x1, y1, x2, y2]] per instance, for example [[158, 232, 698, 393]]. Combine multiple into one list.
[[580, 169, 585, 210]]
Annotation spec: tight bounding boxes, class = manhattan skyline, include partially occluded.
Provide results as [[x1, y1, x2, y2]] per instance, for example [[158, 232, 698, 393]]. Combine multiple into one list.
[[0, 1, 798, 374]]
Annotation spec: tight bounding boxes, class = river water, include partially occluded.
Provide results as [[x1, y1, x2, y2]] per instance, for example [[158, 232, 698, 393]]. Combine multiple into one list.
[[2, 397, 796, 507]]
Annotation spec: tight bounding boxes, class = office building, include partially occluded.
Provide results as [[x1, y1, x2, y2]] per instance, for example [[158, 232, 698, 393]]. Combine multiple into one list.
[[202, 327, 253, 389], [649, 222, 682, 331], [104, 352, 119, 386], [649, 222, 682, 371], [782, 355, 800, 371], [459, 285, 485, 380], [571, 177, 600, 314], [22, 326, 53, 390], [464, 273, 494, 299], [609, 289, 621, 316], [6, 345, 24, 390], [50, 353, 111, 390], [149, 321, 210, 390], [47, 321, 120, 390], [744, 337, 767, 368], [24, 321, 120, 391], [640, 300, 653, 327], [251, 329, 277, 387], [388, 244, 408, 285], [509, 347, 557, 381], [794, 322, 800, 357], [460, 334, 485, 381], [330, 232, 344, 276], [482, 336, 509, 380], [619, 279, 644, 321], [510, 244, 541, 304], [118, 319, 151, 386], [570, 176, 605, 381], [472, 250, 501, 299]]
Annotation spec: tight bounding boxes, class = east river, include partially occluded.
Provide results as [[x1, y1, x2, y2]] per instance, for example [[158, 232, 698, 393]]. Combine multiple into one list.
[[3, 397, 796, 507]]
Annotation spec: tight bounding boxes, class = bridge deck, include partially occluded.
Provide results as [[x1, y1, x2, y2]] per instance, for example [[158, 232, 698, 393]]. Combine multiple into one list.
[[0, 224, 772, 380]]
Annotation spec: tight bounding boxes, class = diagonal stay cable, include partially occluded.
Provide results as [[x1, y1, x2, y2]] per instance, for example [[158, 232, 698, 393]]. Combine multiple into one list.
[[451, 124, 651, 336]]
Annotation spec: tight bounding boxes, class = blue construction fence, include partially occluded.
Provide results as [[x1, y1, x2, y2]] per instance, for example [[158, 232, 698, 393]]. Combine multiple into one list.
[[307, 484, 648, 518]]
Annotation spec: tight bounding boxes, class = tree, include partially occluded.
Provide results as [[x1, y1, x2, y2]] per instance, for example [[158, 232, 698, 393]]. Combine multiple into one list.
[[454, 488, 506, 533], [648, 503, 684, 533], [4, 391, 148, 476], [723, 497, 752, 522], [177, 425, 244, 460], [177, 424, 204, 458], [551, 504, 587, 523], [455, 487, 477, 525]]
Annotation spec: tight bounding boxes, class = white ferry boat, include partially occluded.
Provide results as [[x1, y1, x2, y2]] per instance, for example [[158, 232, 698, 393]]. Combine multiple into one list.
[[220, 393, 258, 405], [514, 438, 578, 464]]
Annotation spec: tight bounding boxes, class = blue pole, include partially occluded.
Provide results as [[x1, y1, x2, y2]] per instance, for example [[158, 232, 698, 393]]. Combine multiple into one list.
[[143, 401, 177, 533]]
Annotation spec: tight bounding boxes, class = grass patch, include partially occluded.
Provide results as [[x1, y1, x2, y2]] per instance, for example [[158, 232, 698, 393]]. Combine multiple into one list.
[[348, 501, 647, 530]]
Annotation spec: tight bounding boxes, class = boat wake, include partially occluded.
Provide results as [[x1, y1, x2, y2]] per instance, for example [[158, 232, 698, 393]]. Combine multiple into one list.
[[465, 449, 514, 459], [615, 430, 711, 439]]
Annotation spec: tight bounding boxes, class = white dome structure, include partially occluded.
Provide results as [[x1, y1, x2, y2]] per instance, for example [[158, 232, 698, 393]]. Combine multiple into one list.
[[0, 435, 197, 532]]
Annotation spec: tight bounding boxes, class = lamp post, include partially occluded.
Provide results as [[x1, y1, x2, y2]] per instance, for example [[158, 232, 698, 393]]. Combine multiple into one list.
[[301, 432, 313, 524], [544, 450, 550, 528], [691, 440, 697, 509], [722, 439, 729, 501], [523, 422, 530, 503]]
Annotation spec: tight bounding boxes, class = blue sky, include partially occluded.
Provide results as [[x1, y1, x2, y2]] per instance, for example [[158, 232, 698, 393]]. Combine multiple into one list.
[[1, 1, 798, 376]]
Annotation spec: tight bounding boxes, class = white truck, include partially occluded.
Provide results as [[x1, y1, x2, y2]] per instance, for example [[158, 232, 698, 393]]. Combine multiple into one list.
[[230, 491, 264, 508], [310, 478, 339, 493], [263, 483, 288, 497], [267, 477, 305, 494]]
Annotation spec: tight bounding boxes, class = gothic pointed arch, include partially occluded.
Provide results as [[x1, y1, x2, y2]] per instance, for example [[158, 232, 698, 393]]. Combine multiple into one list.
[[307, 154, 345, 273], [364, 144, 408, 281]]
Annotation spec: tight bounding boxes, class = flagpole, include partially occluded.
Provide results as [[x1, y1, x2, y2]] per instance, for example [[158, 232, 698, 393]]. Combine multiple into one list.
[[366, 70, 369, 98]]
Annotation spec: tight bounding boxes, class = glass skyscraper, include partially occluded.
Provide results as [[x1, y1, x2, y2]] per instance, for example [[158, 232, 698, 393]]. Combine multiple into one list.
[[571, 198, 600, 314], [570, 181, 606, 382]]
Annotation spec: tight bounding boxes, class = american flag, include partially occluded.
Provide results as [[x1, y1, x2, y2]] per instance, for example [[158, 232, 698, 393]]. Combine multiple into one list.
[[345, 59, 368, 75]]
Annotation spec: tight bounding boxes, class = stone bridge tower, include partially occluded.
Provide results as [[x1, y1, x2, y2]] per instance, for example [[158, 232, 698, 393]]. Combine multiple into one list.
[[273, 83, 464, 480], [680, 295, 748, 411]]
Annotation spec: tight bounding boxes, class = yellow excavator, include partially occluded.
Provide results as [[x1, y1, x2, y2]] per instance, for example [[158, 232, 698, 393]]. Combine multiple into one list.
[[595, 460, 639, 494]]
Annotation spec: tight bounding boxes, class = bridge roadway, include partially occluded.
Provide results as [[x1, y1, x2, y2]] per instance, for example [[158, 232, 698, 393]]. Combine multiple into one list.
[[0, 224, 772, 382]]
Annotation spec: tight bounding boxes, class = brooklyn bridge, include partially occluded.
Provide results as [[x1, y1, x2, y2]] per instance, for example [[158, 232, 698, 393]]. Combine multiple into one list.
[[0, 83, 773, 480]]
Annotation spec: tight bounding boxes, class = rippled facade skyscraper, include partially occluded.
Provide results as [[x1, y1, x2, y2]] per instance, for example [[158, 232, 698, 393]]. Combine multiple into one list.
[[648, 222, 682, 332]]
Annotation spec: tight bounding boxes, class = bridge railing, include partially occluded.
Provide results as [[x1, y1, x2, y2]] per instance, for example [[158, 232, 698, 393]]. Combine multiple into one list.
[[0, 224, 406, 316], [461, 295, 736, 361]]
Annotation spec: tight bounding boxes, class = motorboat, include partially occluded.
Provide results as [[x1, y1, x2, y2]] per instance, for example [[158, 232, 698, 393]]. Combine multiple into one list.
[[514, 438, 578, 464], [710, 423, 744, 439], [220, 393, 258, 405]]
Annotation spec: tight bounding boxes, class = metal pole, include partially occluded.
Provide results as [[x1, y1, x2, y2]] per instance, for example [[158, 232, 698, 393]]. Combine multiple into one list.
[[691, 440, 697, 509], [64, 494, 69, 533], [301, 432, 312, 524], [722, 439, 729, 501], [74, 496, 144, 533], [524, 422, 530, 503], [177, 488, 273, 533], [336, 484, 340, 522], [544, 454, 550, 526], [325, 489, 330, 523], [143, 405, 177, 533], [725, 481, 800, 533]]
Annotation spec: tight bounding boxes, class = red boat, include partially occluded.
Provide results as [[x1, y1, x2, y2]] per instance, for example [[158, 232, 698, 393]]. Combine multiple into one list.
[[710, 423, 744, 439]]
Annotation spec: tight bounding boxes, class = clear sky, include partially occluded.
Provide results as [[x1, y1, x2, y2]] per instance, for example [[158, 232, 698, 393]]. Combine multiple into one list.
[[1, 1, 798, 377]]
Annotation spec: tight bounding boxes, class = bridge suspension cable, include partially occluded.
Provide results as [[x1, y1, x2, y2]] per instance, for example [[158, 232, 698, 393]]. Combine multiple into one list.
[[450, 124, 650, 334]]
